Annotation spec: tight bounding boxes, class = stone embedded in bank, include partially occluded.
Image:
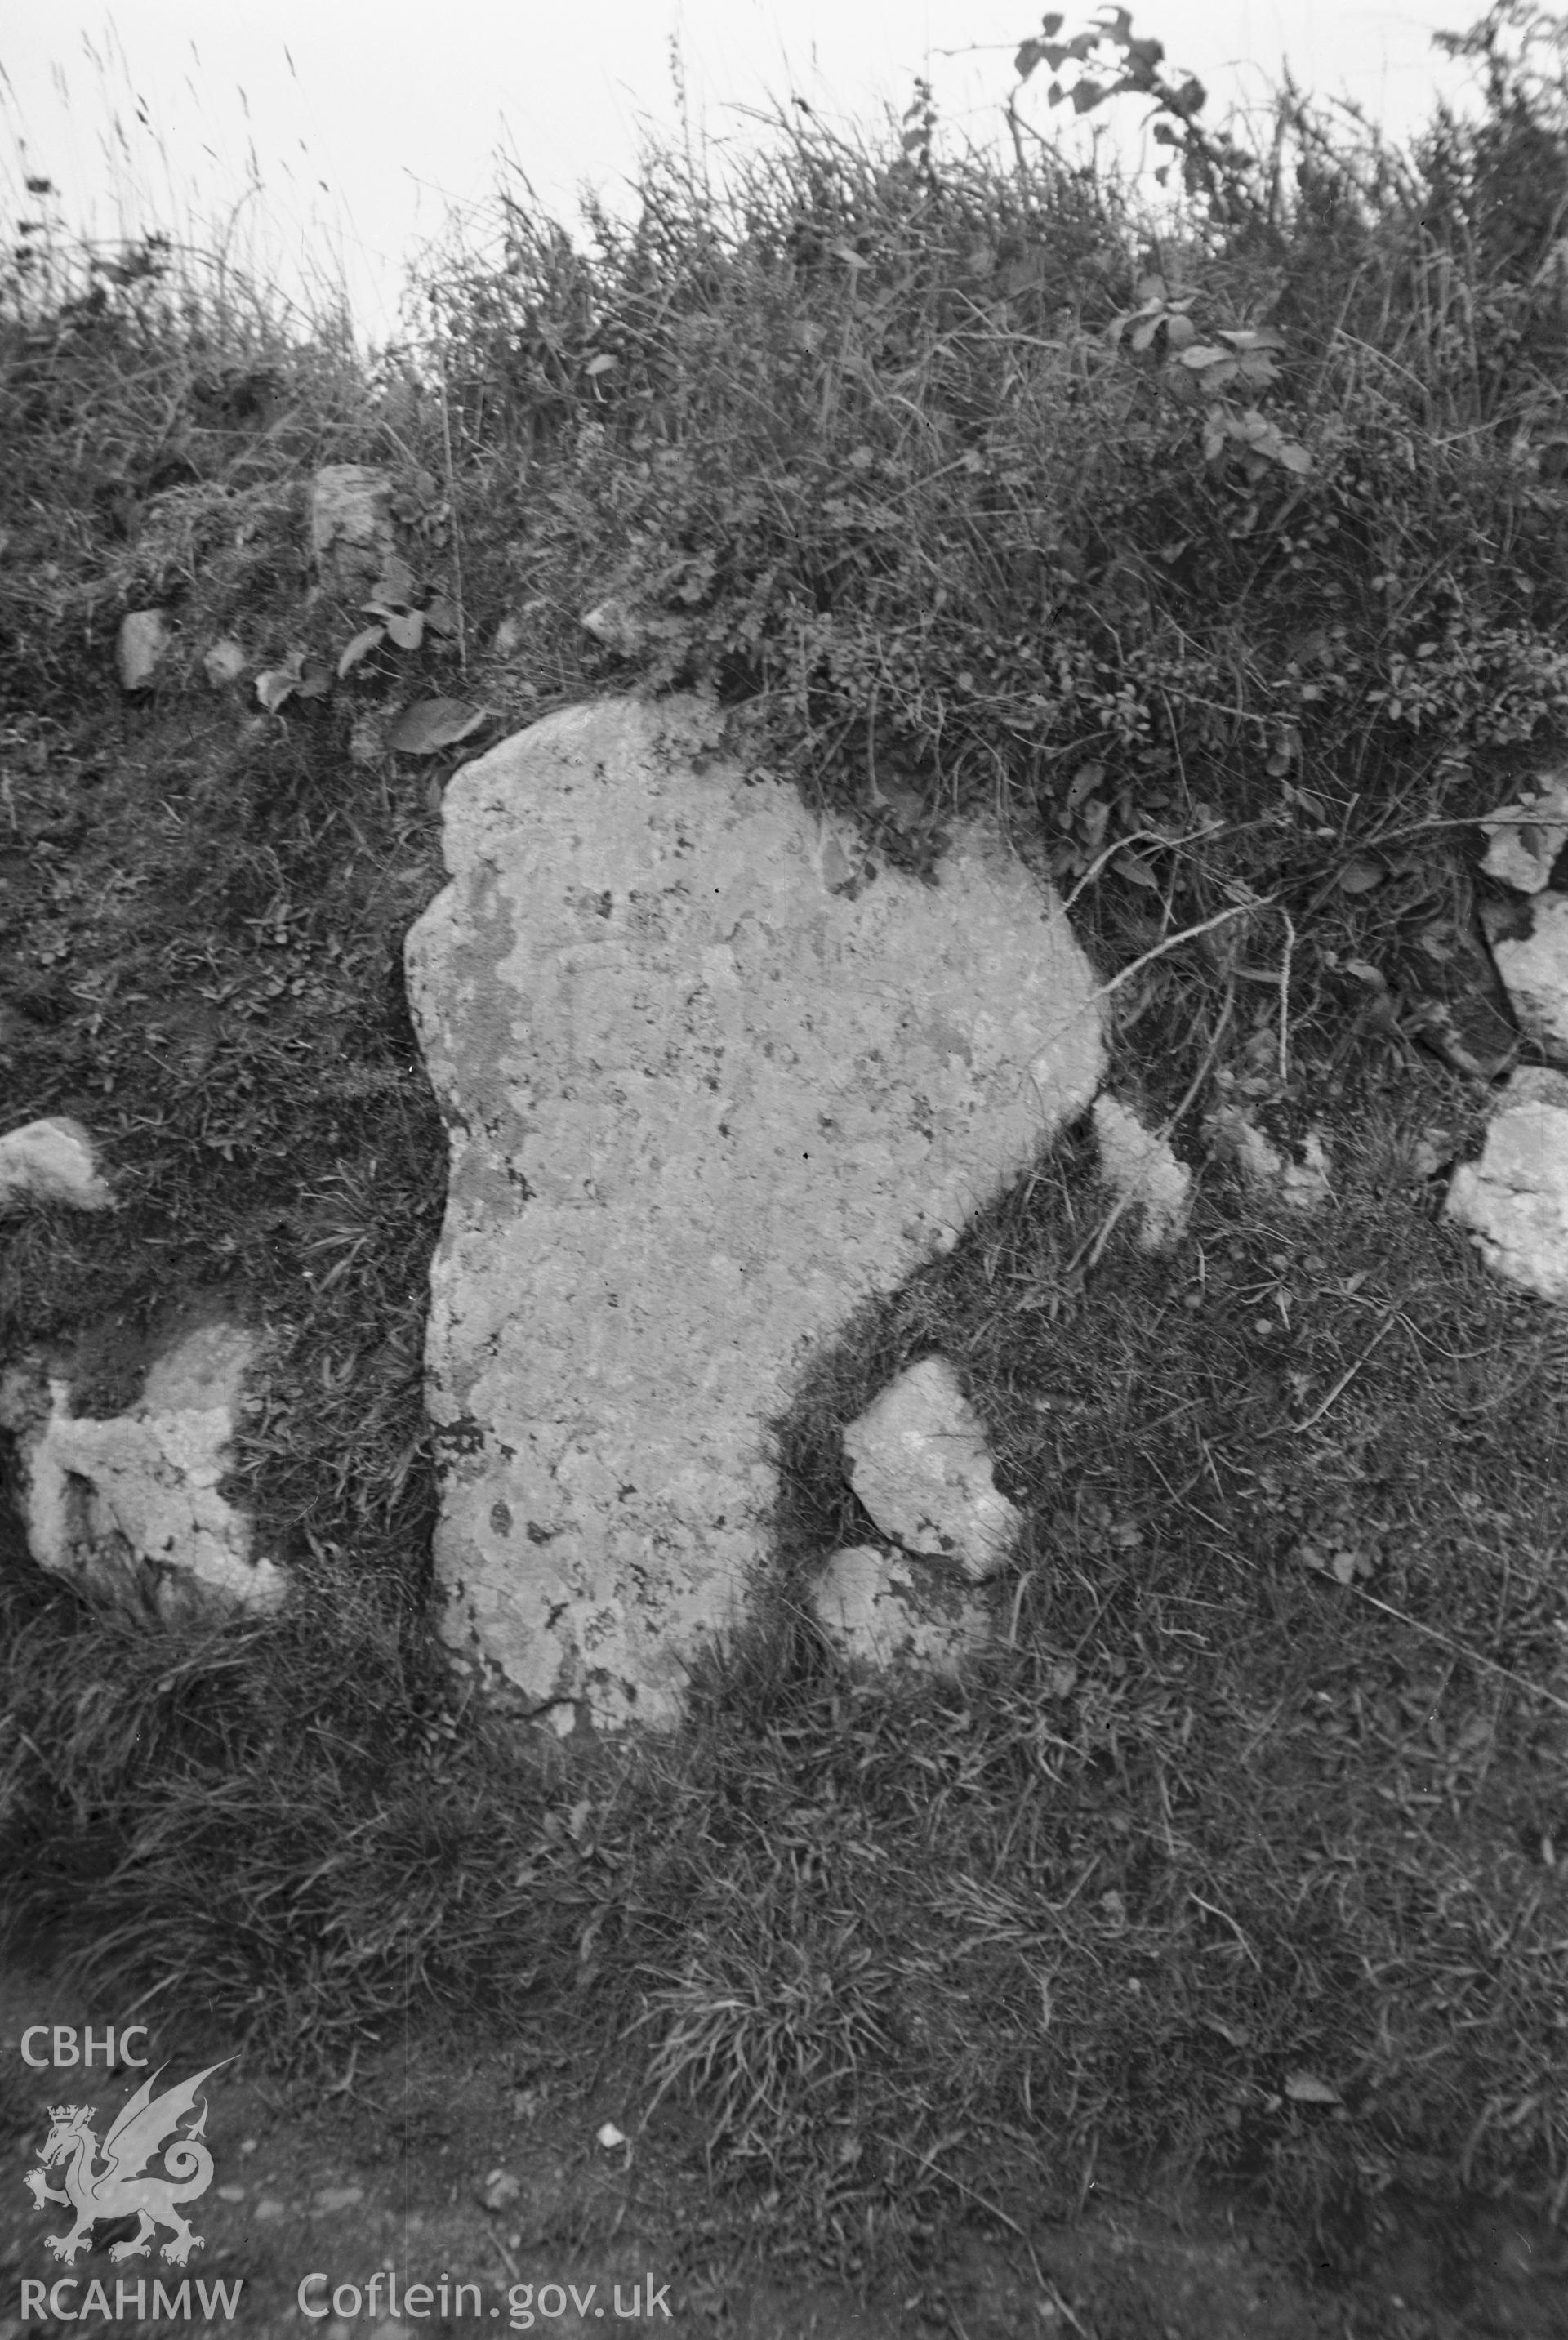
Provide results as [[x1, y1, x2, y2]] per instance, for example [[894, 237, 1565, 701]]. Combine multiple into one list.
[[0, 1117, 116, 1215], [310, 463, 395, 595], [0, 1321, 284, 1614], [1092, 1095, 1192, 1250], [1482, 892, 1568, 1065], [117, 608, 172, 692], [1446, 1064, 1568, 1302], [840, 1356, 1023, 1580], [404, 694, 1105, 1732], [812, 1544, 988, 1676]]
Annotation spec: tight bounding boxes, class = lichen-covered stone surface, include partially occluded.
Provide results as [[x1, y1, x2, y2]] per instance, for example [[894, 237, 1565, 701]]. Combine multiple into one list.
[[0, 1117, 115, 1215], [1484, 889, 1568, 1063], [309, 463, 394, 595], [840, 1356, 1024, 1580], [813, 1544, 988, 1676], [404, 695, 1104, 1732], [1446, 1064, 1568, 1301], [0, 1321, 283, 1613]]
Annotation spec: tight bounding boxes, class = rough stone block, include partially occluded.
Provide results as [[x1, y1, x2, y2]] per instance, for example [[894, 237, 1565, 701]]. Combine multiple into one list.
[[0, 1322, 283, 1613], [1485, 891, 1568, 1063], [812, 1544, 987, 1675], [116, 608, 171, 692], [1446, 1065, 1568, 1302], [310, 464, 394, 595], [0, 1117, 115, 1215], [840, 1356, 1022, 1580]]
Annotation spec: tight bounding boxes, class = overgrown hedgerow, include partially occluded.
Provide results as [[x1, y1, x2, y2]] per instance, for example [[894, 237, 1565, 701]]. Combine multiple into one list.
[[2, 0, 1568, 2289]]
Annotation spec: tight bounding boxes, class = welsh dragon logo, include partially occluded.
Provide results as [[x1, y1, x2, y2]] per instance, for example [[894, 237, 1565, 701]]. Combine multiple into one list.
[[24, 2061, 231, 2266]]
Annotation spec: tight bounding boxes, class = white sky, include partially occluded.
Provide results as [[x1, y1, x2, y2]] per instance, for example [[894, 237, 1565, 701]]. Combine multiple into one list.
[[0, 3, 1497, 345]]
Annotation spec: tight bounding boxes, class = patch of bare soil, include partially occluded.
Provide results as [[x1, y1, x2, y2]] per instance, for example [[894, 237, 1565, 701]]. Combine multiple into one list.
[[3, 1959, 1563, 2340]]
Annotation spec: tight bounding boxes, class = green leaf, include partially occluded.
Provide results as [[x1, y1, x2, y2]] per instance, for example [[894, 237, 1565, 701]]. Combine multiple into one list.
[[1284, 2072, 1341, 2106], [389, 697, 490, 755], [1080, 797, 1110, 849], [256, 648, 329, 711], [368, 554, 416, 608], [336, 626, 386, 679]]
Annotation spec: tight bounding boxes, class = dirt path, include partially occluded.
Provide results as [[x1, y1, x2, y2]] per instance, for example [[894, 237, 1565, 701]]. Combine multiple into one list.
[[2, 1958, 1561, 2340]]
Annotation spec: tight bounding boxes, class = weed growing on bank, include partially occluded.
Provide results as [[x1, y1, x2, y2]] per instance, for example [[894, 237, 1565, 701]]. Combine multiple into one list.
[[2, 0, 1568, 2291]]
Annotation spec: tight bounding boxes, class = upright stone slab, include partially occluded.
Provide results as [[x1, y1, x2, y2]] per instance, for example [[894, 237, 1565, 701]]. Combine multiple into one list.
[[405, 696, 1104, 1730]]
